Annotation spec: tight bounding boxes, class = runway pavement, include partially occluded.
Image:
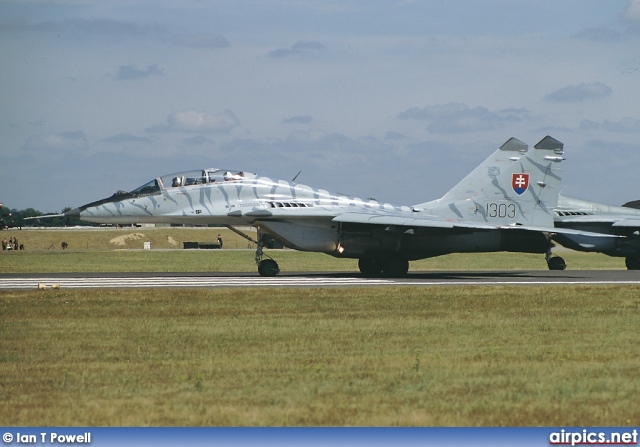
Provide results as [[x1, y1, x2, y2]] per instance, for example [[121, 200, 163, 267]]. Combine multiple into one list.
[[2, 270, 640, 289]]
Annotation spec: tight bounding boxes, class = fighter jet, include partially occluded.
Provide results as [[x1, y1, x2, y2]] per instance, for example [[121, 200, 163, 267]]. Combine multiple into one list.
[[552, 196, 640, 270], [60, 136, 587, 276]]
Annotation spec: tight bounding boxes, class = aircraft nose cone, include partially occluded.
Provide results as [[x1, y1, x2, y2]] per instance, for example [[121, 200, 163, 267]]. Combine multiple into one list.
[[64, 207, 81, 219]]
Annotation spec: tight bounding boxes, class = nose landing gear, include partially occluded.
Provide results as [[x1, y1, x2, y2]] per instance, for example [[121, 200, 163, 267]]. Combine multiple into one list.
[[255, 242, 280, 277], [224, 225, 280, 277]]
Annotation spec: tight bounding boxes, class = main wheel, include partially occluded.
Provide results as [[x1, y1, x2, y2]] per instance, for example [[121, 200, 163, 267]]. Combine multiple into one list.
[[258, 259, 280, 277], [382, 255, 409, 277], [358, 257, 383, 277], [625, 256, 640, 270], [359, 255, 409, 277], [547, 256, 566, 271]]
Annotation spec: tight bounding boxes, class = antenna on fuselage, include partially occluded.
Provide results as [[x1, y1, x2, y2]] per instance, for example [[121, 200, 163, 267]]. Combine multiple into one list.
[[291, 171, 302, 182]]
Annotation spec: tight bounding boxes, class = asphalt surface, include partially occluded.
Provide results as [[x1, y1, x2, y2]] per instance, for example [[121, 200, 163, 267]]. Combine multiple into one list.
[[2, 270, 640, 289]]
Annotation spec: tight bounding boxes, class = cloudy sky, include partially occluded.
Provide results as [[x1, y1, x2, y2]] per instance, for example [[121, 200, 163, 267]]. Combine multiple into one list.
[[2, 0, 640, 213]]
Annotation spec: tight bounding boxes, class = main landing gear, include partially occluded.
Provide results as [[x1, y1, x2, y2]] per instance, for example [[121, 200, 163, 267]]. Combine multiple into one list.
[[224, 226, 280, 277], [546, 248, 566, 271], [625, 256, 640, 270], [358, 254, 409, 278]]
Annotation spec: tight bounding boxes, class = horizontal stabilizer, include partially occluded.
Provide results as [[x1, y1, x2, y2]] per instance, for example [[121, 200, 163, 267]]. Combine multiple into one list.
[[333, 212, 620, 240], [510, 225, 622, 238], [612, 218, 640, 228]]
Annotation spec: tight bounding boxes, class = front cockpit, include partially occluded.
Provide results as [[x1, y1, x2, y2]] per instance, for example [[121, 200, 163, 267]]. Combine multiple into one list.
[[130, 169, 257, 197], [74, 169, 257, 213]]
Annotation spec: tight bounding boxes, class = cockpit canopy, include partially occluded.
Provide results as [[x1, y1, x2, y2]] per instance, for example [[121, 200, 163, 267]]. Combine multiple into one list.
[[129, 169, 256, 196]]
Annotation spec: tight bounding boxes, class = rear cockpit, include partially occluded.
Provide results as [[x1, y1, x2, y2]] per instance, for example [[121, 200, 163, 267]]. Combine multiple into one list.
[[130, 169, 256, 197]]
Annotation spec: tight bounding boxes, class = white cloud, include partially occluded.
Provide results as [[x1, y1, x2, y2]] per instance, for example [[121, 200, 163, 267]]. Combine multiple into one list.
[[622, 0, 640, 21], [283, 115, 313, 124], [397, 103, 531, 134], [114, 64, 164, 80], [544, 82, 613, 102], [148, 110, 240, 133], [181, 135, 213, 146], [268, 41, 325, 58], [22, 131, 88, 153], [579, 117, 640, 133], [103, 133, 153, 144], [602, 117, 640, 133], [172, 33, 230, 49], [579, 119, 600, 131], [572, 27, 623, 43], [0, 18, 166, 37]]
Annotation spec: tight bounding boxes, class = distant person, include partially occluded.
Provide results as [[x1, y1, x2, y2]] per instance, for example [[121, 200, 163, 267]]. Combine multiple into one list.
[[61, 241, 68, 250], [217, 234, 223, 248], [2, 238, 6, 250]]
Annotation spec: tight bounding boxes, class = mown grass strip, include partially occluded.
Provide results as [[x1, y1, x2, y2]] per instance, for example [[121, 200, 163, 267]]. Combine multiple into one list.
[[2, 286, 639, 426], [0, 249, 627, 274]]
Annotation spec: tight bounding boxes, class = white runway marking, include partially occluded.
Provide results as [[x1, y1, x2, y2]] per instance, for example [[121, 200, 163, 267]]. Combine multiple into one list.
[[2, 275, 640, 289], [0, 276, 394, 289]]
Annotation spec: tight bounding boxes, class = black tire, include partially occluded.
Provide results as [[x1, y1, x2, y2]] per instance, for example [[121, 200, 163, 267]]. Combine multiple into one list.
[[359, 255, 409, 277], [383, 255, 409, 277], [547, 256, 566, 271], [358, 257, 383, 277], [258, 259, 280, 277], [625, 256, 640, 270]]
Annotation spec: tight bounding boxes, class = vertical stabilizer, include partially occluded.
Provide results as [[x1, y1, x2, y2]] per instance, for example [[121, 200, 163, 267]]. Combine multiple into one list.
[[439, 137, 528, 202], [470, 135, 563, 227], [416, 136, 564, 228]]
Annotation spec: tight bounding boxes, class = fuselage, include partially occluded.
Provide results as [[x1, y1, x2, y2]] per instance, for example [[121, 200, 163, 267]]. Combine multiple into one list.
[[67, 167, 550, 260]]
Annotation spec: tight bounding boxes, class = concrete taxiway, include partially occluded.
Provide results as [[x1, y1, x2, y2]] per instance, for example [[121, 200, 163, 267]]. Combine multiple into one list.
[[1, 270, 640, 289]]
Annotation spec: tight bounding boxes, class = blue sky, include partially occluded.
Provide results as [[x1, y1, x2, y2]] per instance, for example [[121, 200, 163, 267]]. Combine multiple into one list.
[[2, 0, 640, 212]]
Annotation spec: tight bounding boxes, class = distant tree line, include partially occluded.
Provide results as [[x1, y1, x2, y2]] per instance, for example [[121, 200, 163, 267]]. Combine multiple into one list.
[[0, 205, 90, 229]]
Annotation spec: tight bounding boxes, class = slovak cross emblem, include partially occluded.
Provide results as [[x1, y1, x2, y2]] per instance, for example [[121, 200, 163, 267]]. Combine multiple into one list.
[[512, 173, 529, 195]]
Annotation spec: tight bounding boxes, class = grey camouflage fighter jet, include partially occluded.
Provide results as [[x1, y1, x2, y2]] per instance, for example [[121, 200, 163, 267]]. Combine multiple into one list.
[[60, 136, 591, 276], [552, 196, 640, 270]]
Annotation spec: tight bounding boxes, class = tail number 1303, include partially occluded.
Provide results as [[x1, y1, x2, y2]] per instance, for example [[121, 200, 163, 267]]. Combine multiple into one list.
[[486, 203, 516, 219]]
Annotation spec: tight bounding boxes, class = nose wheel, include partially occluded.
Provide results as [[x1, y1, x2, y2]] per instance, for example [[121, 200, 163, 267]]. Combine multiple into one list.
[[255, 235, 280, 277], [224, 225, 280, 277], [258, 258, 280, 277]]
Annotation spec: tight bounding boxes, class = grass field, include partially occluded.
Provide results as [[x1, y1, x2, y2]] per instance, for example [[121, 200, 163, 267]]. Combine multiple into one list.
[[2, 286, 640, 426], [1, 228, 639, 426]]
